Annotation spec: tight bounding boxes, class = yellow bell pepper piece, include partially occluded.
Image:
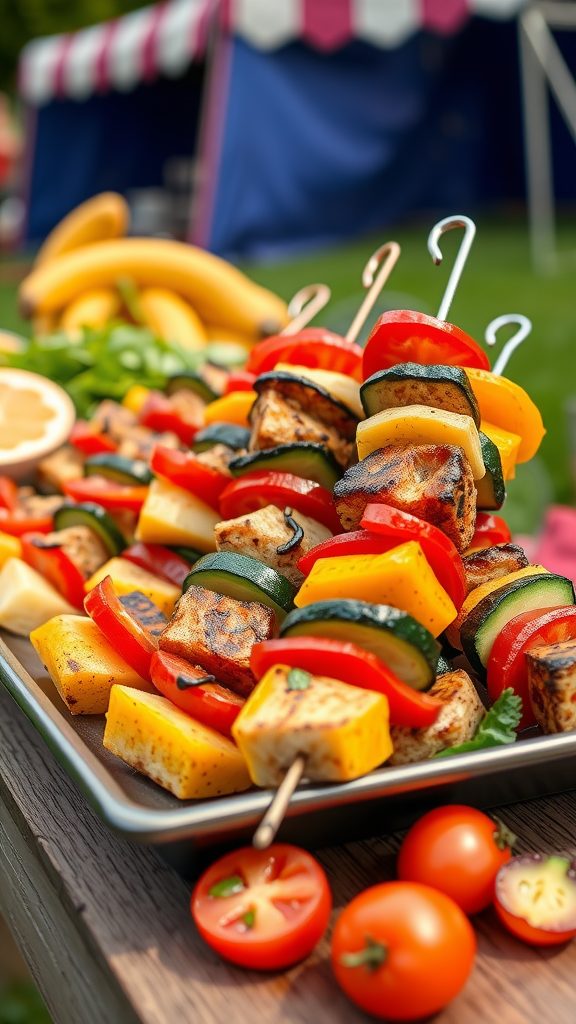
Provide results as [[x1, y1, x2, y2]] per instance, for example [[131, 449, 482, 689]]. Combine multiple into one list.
[[135, 478, 219, 553], [0, 530, 22, 568], [465, 367, 545, 464], [445, 564, 549, 650], [481, 421, 521, 481], [104, 685, 251, 799], [232, 664, 392, 786], [203, 390, 257, 428], [294, 541, 456, 637], [84, 556, 180, 617], [356, 404, 485, 480], [30, 615, 152, 715], [122, 384, 151, 415]]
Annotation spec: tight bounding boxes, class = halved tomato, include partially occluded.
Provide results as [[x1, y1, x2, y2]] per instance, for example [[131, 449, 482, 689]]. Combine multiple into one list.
[[362, 310, 490, 380], [247, 328, 363, 381]]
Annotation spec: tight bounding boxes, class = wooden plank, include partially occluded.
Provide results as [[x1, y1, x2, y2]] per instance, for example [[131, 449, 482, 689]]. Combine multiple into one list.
[[3, 680, 576, 1024]]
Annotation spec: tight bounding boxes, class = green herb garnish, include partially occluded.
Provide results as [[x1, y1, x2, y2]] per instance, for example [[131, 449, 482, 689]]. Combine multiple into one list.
[[287, 668, 311, 691], [435, 688, 522, 758], [208, 875, 245, 898], [242, 910, 255, 929]]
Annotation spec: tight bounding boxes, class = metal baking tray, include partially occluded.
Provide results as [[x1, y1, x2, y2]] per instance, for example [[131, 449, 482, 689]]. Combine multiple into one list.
[[3, 630, 576, 864]]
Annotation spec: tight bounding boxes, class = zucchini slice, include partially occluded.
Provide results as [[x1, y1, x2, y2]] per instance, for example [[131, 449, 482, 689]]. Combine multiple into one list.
[[183, 551, 296, 622], [170, 546, 204, 566], [84, 453, 153, 486], [280, 599, 439, 690], [53, 502, 126, 556], [229, 442, 341, 490], [166, 372, 218, 404], [475, 431, 506, 510], [360, 363, 481, 427], [192, 423, 250, 453], [461, 573, 576, 676]]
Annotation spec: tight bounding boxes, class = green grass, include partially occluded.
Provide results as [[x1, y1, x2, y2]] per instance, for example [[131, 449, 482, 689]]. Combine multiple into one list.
[[0, 981, 51, 1024]]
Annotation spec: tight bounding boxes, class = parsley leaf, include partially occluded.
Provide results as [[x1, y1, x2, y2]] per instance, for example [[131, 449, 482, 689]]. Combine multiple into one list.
[[208, 875, 245, 898], [287, 668, 311, 691], [434, 688, 522, 758]]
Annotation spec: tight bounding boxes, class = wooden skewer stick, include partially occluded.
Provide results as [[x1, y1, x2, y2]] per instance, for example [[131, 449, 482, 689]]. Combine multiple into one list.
[[281, 284, 332, 336], [346, 240, 401, 344], [252, 756, 306, 850]]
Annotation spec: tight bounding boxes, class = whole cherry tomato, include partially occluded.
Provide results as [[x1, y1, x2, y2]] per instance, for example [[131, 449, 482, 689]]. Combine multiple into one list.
[[398, 805, 514, 915], [331, 881, 475, 1020], [192, 844, 331, 970]]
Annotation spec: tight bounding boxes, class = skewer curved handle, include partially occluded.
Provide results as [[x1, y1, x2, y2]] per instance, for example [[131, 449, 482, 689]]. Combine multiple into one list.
[[252, 756, 306, 850], [485, 313, 532, 376], [428, 215, 476, 322], [345, 240, 401, 344], [281, 284, 332, 336]]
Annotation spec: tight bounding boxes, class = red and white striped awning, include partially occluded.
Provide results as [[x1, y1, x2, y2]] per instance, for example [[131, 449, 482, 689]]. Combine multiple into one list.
[[19, 0, 530, 106]]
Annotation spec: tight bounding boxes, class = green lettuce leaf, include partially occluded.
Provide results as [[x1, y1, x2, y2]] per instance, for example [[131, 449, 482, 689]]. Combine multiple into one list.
[[434, 688, 522, 758]]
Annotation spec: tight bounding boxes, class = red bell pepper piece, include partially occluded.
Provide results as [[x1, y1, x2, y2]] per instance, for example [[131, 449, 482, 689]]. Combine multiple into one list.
[[64, 476, 148, 513], [469, 512, 511, 551], [250, 638, 441, 728], [150, 650, 244, 737], [218, 471, 342, 534], [362, 310, 490, 380], [150, 444, 229, 511], [0, 509, 54, 536], [139, 391, 198, 446], [487, 606, 576, 730], [246, 328, 363, 381], [21, 531, 86, 608], [84, 575, 158, 680], [359, 504, 467, 610], [70, 421, 117, 456], [0, 476, 19, 511], [224, 371, 258, 394], [122, 542, 191, 588]]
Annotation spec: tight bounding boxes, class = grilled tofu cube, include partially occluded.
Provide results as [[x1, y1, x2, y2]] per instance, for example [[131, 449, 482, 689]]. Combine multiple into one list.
[[215, 504, 332, 587], [249, 388, 353, 468], [334, 443, 476, 551], [37, 444, 85, 494], [32, 526, 109, 579], [462, 543, 529, 596], [527, 640, 576, 734], [104, 685, 251, 799], [195, 443, 236, 475], [159, 584, 275, 697], [232, 664, 392, 786], [389, 670, 485, 764]]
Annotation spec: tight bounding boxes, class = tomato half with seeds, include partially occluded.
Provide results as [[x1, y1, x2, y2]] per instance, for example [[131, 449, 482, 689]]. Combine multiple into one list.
[[398, 805, 514, 915], [192, 844, 332, 970], [331, 881, 475, 1020], [494, 854, 576, 946], [362, 310, 490, 380]]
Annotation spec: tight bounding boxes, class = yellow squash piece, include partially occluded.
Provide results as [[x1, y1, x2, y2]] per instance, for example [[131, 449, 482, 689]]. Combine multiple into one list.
[[35, 192, 129, 266], [84, 556, 181, 617], [122, 384, 151, 415], [104, 685, 251, 799], [59, 287, 120, 334], [0, 557, 76, 635], [0, 531, 21, 568], [274, 363, 364, 419], [203, 390, 257, 428], [481, 421, 521, 481], [232, 664, 392, 786], [30, 615, 151, 715], [135, 478, 219, 554], [445, 564, 549, 650], [356, 404, 485, 480], [139, 287, 208, 352], [465, 367, 545, 464], [294, 542, 456, 637]]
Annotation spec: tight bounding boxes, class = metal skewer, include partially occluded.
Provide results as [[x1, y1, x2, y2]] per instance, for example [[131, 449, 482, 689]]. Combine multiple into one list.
[[281, 284, 332, 336], [252, 756, 306, 850], [428, 215, 476, 322], [485, 313, 532, 376], [346, 240, 401, 343]]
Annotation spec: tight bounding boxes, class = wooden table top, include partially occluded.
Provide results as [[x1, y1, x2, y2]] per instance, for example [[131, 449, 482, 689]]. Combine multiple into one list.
[[3, 682, 576, 1024]]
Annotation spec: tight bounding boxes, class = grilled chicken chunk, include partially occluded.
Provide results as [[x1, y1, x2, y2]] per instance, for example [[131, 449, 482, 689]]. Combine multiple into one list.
[[31, 525, 109, 578], [195, 443, 236, 475], [249, 388, 354, 468], [117, 427, 181, 461], [527, 640, 576, 734], [389, 670, 485, 764], [159, 584, 275, 697], [215, 504, 332, 587], [254, 372, 359, 438], [18, 493, 71, 519], [462, 543, 529, 596], [92, 399, 180, 460], [37, 444, 85, 494], [334, 443, 476, 551]]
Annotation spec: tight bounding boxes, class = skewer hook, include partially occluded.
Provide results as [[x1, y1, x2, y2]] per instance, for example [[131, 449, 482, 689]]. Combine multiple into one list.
[[281, 284, 332, 336], [252, 756, 306, 850], [428, 215, 476, 322], [345, 241, 401, 344], [485, 313, 532, 376]]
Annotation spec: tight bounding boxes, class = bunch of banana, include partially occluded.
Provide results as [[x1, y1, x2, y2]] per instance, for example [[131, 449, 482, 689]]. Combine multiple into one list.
[[21, 193, 288, 348]]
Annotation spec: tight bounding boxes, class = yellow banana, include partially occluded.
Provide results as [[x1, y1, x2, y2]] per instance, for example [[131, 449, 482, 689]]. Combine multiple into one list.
[[19, 238, 288, 338], [139, 288, 208, 352], [205, 323, 256, 351], [31, 312, 58, 337], [34, 192, 129, 267], [59, 287, 121, 334]]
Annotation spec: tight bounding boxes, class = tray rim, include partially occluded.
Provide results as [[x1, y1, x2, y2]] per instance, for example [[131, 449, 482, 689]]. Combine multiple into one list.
[[3, 635, 576, 845]]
